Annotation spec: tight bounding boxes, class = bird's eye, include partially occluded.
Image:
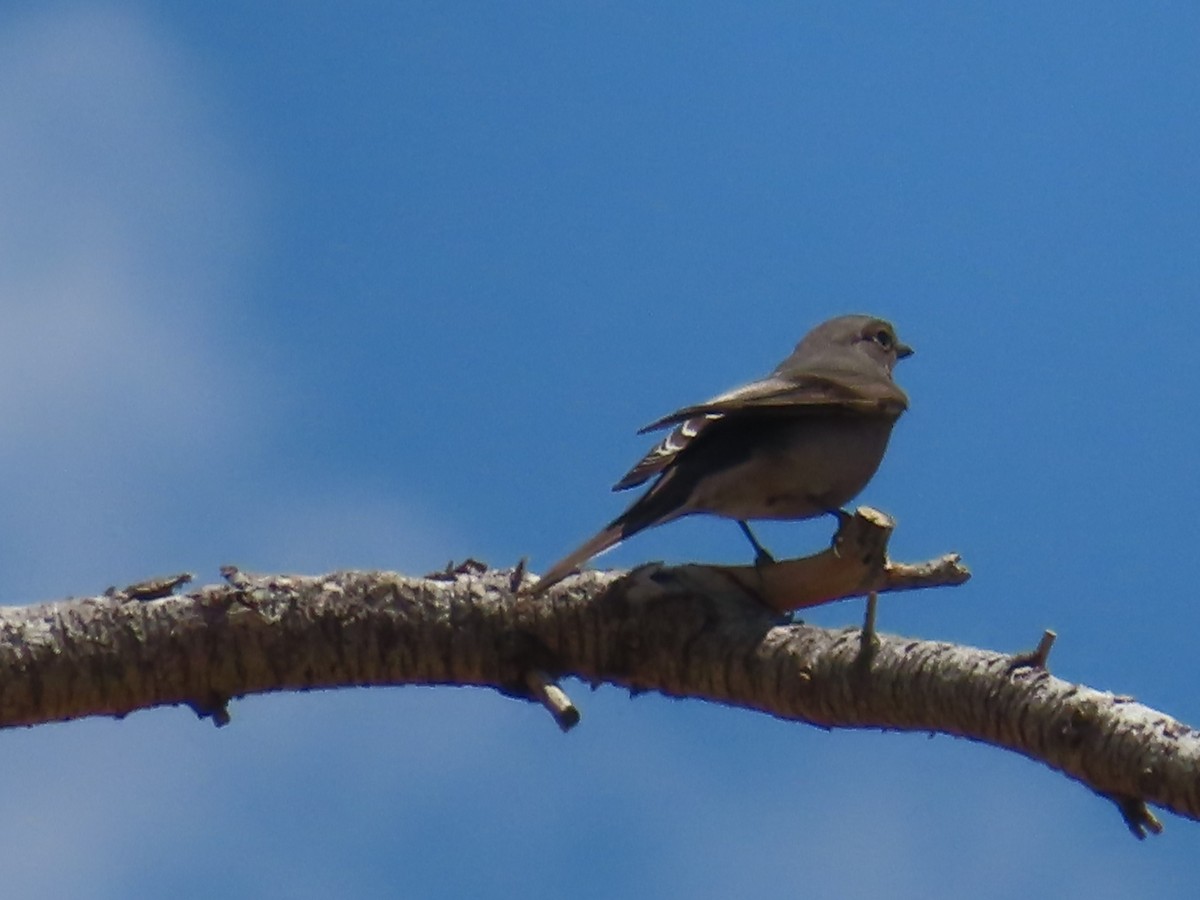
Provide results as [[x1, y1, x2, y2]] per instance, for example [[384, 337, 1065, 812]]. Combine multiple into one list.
[[873, 329, 893, 349]]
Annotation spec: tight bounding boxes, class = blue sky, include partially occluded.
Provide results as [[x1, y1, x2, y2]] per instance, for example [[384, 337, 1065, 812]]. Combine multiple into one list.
[[0, 3, 1198, 897]]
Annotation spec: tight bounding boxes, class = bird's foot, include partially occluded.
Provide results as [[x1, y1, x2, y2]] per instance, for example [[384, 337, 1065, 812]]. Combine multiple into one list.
[[737, 520, 776, 567]]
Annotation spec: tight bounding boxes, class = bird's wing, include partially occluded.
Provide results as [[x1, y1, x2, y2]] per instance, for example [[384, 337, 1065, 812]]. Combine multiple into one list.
[[612, 413, 722, 491], [636, 372, 908, 433], [613, 372, 906, 492]]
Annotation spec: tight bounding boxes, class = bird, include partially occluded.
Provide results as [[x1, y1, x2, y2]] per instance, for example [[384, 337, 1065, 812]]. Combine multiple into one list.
[[530, 314, 913, 595]]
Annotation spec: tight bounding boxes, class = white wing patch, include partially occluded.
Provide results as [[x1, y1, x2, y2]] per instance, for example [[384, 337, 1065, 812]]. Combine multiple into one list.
[[612, 413, 723, 491]]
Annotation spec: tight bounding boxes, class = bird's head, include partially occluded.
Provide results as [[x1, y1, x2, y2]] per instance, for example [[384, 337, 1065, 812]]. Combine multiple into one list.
[[792, 314, 913, 375]]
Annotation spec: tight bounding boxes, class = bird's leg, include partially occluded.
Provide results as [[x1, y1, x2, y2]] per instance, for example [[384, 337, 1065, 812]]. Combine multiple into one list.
[[737, 520, 776, 566]]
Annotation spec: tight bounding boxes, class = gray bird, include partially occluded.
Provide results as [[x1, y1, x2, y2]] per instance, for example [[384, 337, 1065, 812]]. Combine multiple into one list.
[[531, 314, 912, 594]]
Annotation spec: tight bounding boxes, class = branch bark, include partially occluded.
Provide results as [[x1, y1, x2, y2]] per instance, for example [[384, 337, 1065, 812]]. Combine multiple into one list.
[[0, 530, 1192, 837]]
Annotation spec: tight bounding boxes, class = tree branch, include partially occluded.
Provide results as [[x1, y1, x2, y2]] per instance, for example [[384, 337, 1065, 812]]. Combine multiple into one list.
[[0, 537, 1193, 837], [656, 506, 970, 612]]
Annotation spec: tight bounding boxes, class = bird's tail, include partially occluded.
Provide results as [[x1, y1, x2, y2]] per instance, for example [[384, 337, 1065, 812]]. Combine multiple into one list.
[[527, 521, 627, 596], [529, 470, 694, 596]]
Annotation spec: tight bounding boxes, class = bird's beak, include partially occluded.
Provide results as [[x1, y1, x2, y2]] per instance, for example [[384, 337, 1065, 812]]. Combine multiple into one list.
[[896, 341, 914, 359]]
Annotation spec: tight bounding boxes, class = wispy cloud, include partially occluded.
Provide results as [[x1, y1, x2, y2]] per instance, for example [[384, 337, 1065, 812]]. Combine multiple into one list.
[[0, 7, 265, 599]]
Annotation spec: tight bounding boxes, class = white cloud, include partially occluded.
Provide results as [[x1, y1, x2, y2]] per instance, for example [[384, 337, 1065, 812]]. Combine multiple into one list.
[[0, 7, 266, 599], [0, 8, 464, 605], [0, 7, 257, 447]]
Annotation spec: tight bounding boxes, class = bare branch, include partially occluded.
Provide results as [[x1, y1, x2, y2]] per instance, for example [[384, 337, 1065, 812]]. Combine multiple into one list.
[[1008, 629, 1058, 673], [524, 669, 580, 732], [0, 555, 1193, 837], [676, 507, 971, 613]]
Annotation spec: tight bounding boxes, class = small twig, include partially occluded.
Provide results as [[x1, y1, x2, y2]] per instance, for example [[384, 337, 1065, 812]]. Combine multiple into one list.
[[881, 554, 971, 592], [856, 591, 880, 668], [105, 572, 194, 601], [524, 669, 580, 732], [509, 558, 527, 593], [1008, 629, 1057, 673], [219, 565, 254, 589], [426, 558, 489, 581], [1109, 794, 1164, 839], [187, 695, 232, 728]]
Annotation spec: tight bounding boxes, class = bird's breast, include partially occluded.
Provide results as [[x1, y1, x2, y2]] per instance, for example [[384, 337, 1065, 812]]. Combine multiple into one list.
[[682, 413, 897, 521]]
